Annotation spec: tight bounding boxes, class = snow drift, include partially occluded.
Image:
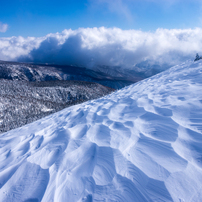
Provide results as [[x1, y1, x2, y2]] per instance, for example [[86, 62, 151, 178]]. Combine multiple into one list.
[[0, 60, 202, 201]]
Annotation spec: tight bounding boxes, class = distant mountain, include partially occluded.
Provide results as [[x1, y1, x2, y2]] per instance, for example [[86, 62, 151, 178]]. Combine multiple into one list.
[[94, 63, 162, 79], [0, 61, 145, 89]]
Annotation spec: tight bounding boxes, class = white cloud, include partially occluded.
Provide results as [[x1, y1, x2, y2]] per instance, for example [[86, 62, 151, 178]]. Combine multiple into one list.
[[0, 27, 201, 70], [0, 36, 44, 61], [0, 22, 8, 33]]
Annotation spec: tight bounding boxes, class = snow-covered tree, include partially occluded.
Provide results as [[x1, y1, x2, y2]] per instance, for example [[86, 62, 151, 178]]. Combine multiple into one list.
[[194, 53, 201, 61]]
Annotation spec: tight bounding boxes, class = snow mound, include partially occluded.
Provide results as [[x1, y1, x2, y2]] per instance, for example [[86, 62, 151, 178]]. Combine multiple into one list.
[[0, 60, 202, 202]]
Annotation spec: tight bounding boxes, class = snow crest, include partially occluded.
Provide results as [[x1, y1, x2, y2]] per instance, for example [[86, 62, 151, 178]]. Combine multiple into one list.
[[0, 60, 202, 201]]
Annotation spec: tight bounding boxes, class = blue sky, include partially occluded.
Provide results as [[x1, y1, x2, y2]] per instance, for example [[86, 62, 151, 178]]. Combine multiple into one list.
[[0, 0, 202, 37]]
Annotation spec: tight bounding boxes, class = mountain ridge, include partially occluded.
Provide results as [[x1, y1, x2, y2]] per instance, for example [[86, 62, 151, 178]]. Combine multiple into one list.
[[0, 60, 145, 89]]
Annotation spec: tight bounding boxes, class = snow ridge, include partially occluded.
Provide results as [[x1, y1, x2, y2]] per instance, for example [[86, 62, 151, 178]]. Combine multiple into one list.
[[0, 60, 202, 201]]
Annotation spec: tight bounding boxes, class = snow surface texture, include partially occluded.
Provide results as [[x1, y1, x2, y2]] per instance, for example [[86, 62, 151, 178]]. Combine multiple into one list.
[[0, 60, 202, 202]]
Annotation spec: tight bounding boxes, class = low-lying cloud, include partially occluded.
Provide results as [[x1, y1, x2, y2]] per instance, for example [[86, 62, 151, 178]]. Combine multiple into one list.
[[0, 27, 202, 70]]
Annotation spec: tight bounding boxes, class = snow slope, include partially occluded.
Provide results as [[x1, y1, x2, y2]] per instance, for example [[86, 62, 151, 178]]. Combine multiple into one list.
[[0, 60, 202, 202]]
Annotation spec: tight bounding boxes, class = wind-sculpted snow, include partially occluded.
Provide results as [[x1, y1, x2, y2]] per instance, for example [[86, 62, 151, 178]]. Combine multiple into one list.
[[0, 60, 202, 201]]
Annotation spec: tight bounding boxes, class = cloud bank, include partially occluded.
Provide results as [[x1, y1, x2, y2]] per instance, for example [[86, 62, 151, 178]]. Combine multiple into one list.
[[0, 27, 202, 70], [0, 22, 8, 33]]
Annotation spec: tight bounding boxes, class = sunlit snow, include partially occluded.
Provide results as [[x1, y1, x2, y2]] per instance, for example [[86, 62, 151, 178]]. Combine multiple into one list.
[[0, 60, 202, 201]]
